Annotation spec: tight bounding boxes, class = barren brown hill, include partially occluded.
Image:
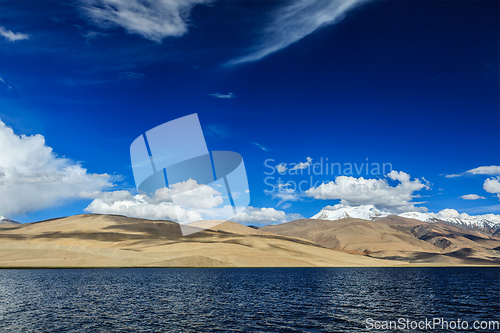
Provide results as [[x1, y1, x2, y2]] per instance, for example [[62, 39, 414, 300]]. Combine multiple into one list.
[[0, 214, 407, 268], [261, 216, 500, 266]]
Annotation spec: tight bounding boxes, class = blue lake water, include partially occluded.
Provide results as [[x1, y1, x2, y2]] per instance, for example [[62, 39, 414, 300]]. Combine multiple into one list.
[[0, 268, 498, 332]]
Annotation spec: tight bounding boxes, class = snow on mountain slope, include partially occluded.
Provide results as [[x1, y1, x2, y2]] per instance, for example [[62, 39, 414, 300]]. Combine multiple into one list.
[[311, 204, 390, 221], [0, 216, 20, 225], [399, 210, 500, 228], [311, 205, 500, 229], [398, 212, 435, 222]]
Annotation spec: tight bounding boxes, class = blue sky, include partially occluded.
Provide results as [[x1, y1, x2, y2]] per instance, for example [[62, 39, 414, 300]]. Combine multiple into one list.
[[0, 0, 499, 223]]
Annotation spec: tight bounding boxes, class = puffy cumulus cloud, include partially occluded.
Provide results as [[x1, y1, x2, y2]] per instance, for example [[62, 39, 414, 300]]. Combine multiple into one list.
[[231, 206, 302, 225], [484, 177, 500, 199], [467, 166, 500, 176], [276, 163, 287, 173], [305, 170, 429, 213], [86, 187, 300, 224], [86, 179, 225, 222], [460, 194, 485, 200], [85, 190, 204, 222], [0, 120, 113, 216], [80, 0, 211, 43], [228, 0, 370, 65], [159, 179, 224, 208], [0, 26, 29, 42]]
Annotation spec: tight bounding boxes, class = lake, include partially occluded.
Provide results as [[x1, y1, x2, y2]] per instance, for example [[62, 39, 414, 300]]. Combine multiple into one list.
[[0, 268, 498, 332]]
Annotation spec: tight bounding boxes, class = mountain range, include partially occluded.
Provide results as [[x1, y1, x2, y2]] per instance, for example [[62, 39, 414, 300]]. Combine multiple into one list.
[[0, 206, 499, 267], [311, 204, 500, 232], [0, 214, 403, 268], [261, 205, 500, 265], [0, 216, 19, 225]]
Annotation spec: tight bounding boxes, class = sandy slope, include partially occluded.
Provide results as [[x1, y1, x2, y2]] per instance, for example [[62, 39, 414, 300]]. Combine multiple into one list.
[[261, 217, 500, 265], [0, 214, 407, 268]]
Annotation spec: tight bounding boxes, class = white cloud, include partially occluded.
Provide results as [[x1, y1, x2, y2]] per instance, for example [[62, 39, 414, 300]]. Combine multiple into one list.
[[252, 142, 269, 151], [445, 166, 500, 178], [231, 206, 302, 224], [445, 174, 462, 178], [80, 0, 211, 42], [290, 157, 312, 171], [265, 181, 302, 206], [157, 179, 224, 209], [276, 163, 287, 173], [81, 30, 110, 44], [460, 194, 485, 200], [85, 189, 204, 222], [0, 120, 113, 217], [467, 166, 500, 176], [86, 179, 227, 222], [209, 92, 236, 99], [274, 187, 301, 205], [484, 177, 500, 199], [228, 0, 370, 65], [0, 26, 29, 42], [86, 187, 299, 224], [305, 170, 429, 213]]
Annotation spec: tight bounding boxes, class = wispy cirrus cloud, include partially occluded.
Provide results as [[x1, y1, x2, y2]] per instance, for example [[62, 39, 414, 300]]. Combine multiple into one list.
[[209, 92, 236, 99], [252, 142, 269, 151], [290, 157, 312, 171], [445, 165, 500, 178], [228, 0, 370, 65], [467, 166, 500, 176], [81, 30, 110, 44], [445, 174, 462, 178], [118, 72, 145, 82], [80, 0, 211, 43], [0, 26, 29, 42]]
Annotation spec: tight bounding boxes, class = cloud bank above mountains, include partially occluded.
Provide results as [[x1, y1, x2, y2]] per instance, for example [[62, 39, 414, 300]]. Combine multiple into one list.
[[1, 118, 497, 224], [0, 120, 113, 216], [85, 188, 301, 224], [0, 121, 298, 223], [305, 170, 429, 213]]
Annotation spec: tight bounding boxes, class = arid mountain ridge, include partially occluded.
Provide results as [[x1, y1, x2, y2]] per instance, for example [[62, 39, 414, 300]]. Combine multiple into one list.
[[0, 212, 499, 267], [262, 215, 500, 265]]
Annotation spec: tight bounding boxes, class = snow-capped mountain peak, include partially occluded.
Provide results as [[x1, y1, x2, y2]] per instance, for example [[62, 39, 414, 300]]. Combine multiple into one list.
[[311, 204, 390, 221], [0, 216, 20, 225], [399, 210, 500, 228], [310, 205, 500, 229], [397, 212, 435, 222]]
